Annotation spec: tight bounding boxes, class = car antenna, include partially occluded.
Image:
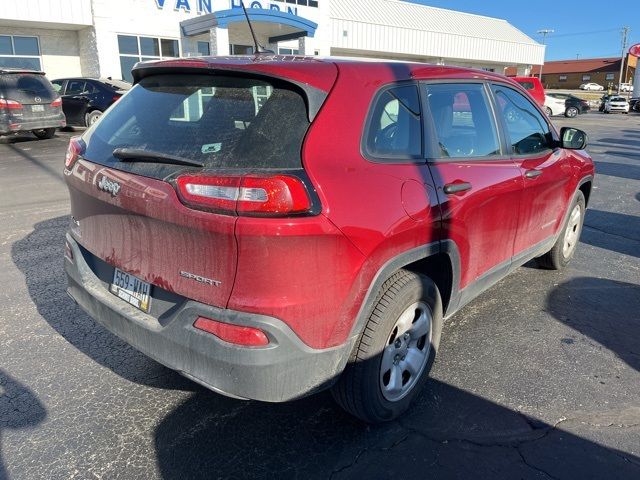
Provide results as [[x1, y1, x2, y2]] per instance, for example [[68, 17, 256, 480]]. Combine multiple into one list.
[[240, 0, 274, 55]]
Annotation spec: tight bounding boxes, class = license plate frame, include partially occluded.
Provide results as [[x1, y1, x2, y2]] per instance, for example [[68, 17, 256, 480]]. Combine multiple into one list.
[[110, 268, 152, 313], [31, 104, 45, 112]]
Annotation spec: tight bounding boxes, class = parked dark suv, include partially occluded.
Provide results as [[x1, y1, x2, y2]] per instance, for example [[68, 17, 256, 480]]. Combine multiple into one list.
[[51, 77, 131, 127], [0, 69, 65, 139], [64, 57, 594, 423]]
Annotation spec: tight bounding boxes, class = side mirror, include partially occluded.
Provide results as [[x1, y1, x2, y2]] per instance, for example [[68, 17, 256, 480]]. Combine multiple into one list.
[[560, 127, 588, 150]]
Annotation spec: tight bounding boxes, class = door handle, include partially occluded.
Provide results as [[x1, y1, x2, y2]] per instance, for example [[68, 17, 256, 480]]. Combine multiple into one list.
[[443, 181, 472, 195], [524, 169, 543, 179]]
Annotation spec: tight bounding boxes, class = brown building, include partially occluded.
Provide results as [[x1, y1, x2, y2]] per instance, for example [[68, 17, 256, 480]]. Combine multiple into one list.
[[506, 56, 637, 90]]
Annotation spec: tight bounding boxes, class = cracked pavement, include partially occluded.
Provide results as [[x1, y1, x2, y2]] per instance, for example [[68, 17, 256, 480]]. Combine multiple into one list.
[[0, 112, 639, 479]]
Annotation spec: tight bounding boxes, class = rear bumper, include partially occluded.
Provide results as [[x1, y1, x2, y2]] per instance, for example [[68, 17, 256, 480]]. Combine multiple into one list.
[[0, 115, 66, 134], [64, 233, 354, 402]]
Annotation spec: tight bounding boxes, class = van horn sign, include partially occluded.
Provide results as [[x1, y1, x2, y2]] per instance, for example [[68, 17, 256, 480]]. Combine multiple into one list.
[[154, 0, 302, 15], [629, 44, 640, 57]]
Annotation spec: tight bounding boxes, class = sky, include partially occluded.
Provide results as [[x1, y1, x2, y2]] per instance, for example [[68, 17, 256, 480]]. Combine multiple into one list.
[[406, 0, 640, 61]]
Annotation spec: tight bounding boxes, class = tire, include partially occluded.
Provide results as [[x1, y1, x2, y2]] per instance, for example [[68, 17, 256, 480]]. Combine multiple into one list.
[[331, 269, 443, 423], [545, 107, 553, 117], [565, 106, 579, 118], [85, 110, 102, 127], [32, 128, 56, 139], [536, 191, 586, 270]]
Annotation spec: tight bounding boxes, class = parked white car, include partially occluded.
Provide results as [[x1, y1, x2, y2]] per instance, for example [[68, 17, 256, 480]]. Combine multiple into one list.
[[580, 82, 604, 91], [619, 83, 633, 92], [604, 96, 630, 114], [544, 95, 567, 116]]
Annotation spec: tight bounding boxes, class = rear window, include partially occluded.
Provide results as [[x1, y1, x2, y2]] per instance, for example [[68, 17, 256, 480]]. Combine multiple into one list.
[[82, 74, 310, 178], [1, 73, 56, 102], [517, 81, 535, 90], [102, 78, 131, 91]]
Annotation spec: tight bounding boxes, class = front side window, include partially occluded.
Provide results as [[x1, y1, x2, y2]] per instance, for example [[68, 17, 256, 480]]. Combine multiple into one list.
[[365, 85, 422, 160], [118, 35, 180, 83], [425, 83, 500, 159], [65, 80, 86, 95], [0, 35, 41, 70], [492, 85, 552, 156]]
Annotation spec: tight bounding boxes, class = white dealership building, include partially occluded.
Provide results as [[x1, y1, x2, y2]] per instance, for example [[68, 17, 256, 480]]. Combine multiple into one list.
[[0, 0, 544, 82]]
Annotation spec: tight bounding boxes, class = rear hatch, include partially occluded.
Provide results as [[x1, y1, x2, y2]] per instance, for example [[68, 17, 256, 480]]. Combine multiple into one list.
[[0, 72, 60, 121], [65, 64, 335, 309]]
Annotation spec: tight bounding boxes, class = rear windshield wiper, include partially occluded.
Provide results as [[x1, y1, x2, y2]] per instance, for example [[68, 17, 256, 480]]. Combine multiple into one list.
[[113, 148, 204, 167]]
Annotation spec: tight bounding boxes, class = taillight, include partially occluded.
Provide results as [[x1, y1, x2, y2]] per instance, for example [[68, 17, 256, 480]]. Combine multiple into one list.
[[0, 99, 23, 110], [65, 136, 84, 169], [112, 95, 121, 102], [51, 98, 62, 108], [175, 174, 312, 217], [193, 317, 269, 347]]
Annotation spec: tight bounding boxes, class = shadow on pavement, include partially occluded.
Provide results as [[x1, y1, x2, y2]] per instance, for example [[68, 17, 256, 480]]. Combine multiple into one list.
[[601, 150, 640, 161], [546, 277, 640, 373], [597, 137, 640, 148], [0, 369, 47, 480], [594, 160, 640, 181], [6, 143, 65, 185], [11, 215, 195, 391], [153, 376, 640, 479]]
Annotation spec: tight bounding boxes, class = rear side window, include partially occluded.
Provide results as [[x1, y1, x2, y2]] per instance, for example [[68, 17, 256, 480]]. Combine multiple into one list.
[[492, 85, 552, 156], [0, 73, 55, 102], [82, 74, 311, 178], [425, 83, 500, 159], [364, 84, 422, 161]]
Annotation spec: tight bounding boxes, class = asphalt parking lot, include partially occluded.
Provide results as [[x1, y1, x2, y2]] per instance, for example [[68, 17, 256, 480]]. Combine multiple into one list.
[[1, 112, 639, 479]]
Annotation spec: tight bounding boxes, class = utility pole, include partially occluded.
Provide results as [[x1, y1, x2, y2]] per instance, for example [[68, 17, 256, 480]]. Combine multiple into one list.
[[537, 29, 554, 81], [618, 26, 629, 92]]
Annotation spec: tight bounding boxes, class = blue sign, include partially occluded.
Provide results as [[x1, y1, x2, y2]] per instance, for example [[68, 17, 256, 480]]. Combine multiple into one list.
[[231, 0, 298, 16], [155, 0, 213, 14]]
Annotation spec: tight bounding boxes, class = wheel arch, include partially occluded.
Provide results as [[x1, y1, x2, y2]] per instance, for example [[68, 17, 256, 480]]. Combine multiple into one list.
[[578, 176, 593, 207]]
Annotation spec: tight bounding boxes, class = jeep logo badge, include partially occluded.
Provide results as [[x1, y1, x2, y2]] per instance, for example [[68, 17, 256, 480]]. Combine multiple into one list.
[[97, 176, 121, 197]]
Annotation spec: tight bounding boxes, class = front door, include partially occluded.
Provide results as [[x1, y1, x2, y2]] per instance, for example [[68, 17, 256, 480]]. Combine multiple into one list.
[[490, 84, 572, 256], [423, 82, 524, 292]]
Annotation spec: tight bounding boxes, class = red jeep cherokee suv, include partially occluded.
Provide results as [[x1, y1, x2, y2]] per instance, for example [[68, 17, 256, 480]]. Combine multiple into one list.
[[64, 57, 594, 423]]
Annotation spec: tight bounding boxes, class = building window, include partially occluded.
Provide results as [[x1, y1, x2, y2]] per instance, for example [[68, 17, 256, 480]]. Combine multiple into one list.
[[197, 41, 210, 56], [582, 74, 591, 82], [118, 34, 180, 82], [230, 44, 254, 55], [278, 48, 300, 55], [559, 75, 567, 82], [606, 73, 615, 81], [273, 0, 319, 6], [0, 35, 41, 70]]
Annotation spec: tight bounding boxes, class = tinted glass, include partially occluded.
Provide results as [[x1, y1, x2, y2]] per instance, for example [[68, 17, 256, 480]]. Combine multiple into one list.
[[13, 37, 39, 56], [82, 74, 310, 179], [518, 81, 535, 90], [0, 57, 41, 70], [140, 37, 160, 56], [0, 36, 13, 55], [426, 83, 500, 159], [118, 35, 139, 55], [197, 41, 210, 56], [493, 85, 552, 156], [161, 39, 179, 57], [120, 56, 138, 83], [365, 85, 422, 159], [1, 73, 55, 102], [102, 78, 131, 91], [66, 80, 86, 95]]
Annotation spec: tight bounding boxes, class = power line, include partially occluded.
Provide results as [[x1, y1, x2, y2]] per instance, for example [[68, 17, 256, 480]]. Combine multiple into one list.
[[534, 27, 620, 39]]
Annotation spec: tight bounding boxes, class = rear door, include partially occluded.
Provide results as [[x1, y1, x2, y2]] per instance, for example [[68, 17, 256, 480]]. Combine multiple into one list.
[[423, 82, 523, 291], [1, 73, 58, 122], [62, 79, 90, 124], [66, 72, 317, 309], [490, 83, 571, 256]]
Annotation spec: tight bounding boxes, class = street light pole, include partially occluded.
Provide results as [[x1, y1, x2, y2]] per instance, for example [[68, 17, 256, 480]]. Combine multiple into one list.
[[537, 29, 554, 81], [618, 26, 629, 93]]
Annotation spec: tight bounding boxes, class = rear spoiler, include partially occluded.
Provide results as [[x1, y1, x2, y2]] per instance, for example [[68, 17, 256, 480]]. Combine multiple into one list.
[[131, 59, 328, 123], [0, 69, 45, 75]]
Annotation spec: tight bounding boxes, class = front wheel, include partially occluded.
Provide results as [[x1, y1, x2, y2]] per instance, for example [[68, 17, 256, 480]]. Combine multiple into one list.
[[32, 128, 56, 139], [331, 269, 443, 423], [565, 106, 579, 118], [536, 191, 586, 270]]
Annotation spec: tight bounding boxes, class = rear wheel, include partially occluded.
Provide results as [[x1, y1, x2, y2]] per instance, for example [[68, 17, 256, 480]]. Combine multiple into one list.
[[536, 191, 585, 270], [545, 107, 553, 117], [32, 128, 56, 139], [85, 110, 102, 127], [565, 106, 579, 118], [331, 269, 442, 423]]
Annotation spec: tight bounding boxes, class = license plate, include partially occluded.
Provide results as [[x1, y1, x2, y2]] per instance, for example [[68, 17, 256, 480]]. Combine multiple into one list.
[[31, 105, 45, 112], [110, 268, 151, 313]]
